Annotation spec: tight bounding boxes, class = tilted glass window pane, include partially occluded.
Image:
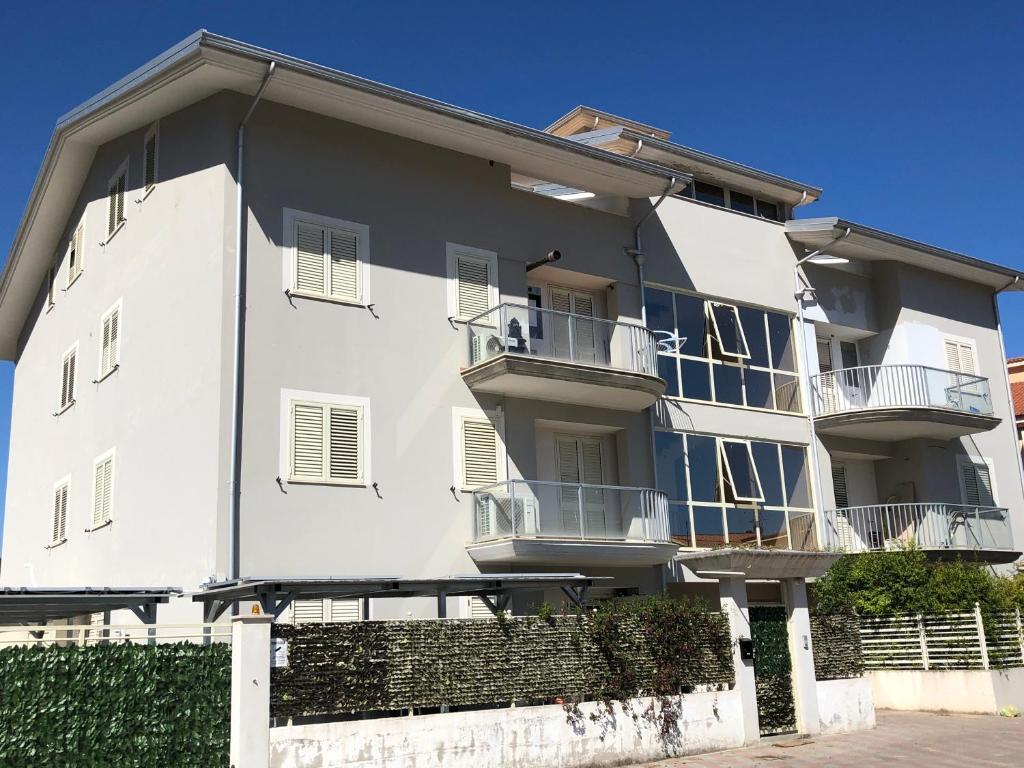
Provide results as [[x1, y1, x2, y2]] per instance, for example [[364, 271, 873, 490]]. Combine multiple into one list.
[[739, 306, 769, 367], [681, 359, 712, 401], [694, 181, 726, 206], [768, 312, 796, 370], [781, 445, 811, 508], [674, 293, 707, 355], [655, 431, 687, 501], [721, 441, 764, 502], [693, 506, 726, 547], [658, 355, 680, 397], [709, 303, 749, 357], [752, 442, 784, 506], [686, 435, 719, 502], [713, 363, 743, 405], [729, 191, 756, 215], [647, 288, 675, 336]]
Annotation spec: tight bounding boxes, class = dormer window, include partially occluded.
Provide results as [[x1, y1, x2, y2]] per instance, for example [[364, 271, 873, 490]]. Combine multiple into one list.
[[676, 181, 785, 222], [694, 181, 725, 207]]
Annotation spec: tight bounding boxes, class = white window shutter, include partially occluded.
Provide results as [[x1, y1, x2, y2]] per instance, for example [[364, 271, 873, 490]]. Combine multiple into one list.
[[61, 349, 76, 409], [831, 464, 849, 508], [292, 599, 324, 624], [550, 288, 572, 315], [945, 340, 976, 375], [328, 229, 359, 301], [92, 456, 113, 526], [462, 418, 498, 488], [52, 484, 68, 543], [295, 223, 326, 294], [468, 597, 494, 619], [456, 256, 491, 319], [329, 599, 361, 622], [291, 403, 325, 480], [579, 439, 604, 485], [328, 406, 361, 482], [101, 309, 120, 376]]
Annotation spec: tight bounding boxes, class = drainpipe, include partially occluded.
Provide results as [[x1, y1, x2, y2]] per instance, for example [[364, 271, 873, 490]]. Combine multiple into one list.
[[992, 276, 1024, 553], [793, 228, 850, 549], [229, 61, 276, 586]]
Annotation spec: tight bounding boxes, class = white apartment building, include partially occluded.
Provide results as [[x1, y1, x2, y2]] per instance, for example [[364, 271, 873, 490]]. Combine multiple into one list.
[[1, 32, 1022, 629]]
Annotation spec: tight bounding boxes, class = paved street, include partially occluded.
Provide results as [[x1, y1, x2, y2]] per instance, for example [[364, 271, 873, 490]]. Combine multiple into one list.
[[640, 711, 1024, 767]]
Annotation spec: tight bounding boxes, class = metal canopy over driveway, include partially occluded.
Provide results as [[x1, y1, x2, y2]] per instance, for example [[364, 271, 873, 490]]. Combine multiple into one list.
[[193, 574, 607, 622], [0, 587, 181, 624]]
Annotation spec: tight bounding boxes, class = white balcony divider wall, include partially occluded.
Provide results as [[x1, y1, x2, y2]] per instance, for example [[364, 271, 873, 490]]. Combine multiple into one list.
[[811, 364, 993, 417], [822, 503, 1013, 553]]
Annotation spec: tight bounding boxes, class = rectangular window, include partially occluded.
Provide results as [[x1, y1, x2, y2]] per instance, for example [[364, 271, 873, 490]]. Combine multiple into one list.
[[959, 458, 995, 507], [460, 415, 500, 489], [729, 191, 756, 215], [719, 439, 764, 503], [67, 221, 84, 286], [52, 480, 69, 544], [289, 399, 365, 485], [107, 161, 127, 237], [60, 344, 77, 411], [143, 123, 159, 190], [91, 451, 115, 527], [99, 303, 121, 378], [944, 338, 977, 375], [46, 264, 56, 309], [447, 244, 498, 321], [756, 199, 780, 221], [284, 209, 369, 305], [694, 181, 725, 206], [708, 302, 750, 359]]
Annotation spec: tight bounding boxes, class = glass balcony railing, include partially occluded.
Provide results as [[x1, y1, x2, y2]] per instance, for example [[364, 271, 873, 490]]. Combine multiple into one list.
[[471, 480, 670, 544], [821, 503, 1013, 553], [810, 364, 993, 418], [466, 304, 659, 376]]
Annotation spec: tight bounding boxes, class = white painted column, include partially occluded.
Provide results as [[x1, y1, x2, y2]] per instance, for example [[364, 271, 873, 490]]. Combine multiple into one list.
[[230, 614, 272, 768], [719, 577, 760, 744], [782, 578, 821, 735]]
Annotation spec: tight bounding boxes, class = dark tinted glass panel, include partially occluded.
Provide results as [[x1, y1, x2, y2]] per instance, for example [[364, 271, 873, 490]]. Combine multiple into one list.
[[668, 503, 692, 545], [658, 354, 679, 397], [681, 359, 712, 401], [710, 303, 748, 357], [674, 293, 707, 355], [694, 181, 725, 207], [739, 306, 769, 366], [713, 363, 743, 405], [751, 442, 783, 506], [686, 435, 719, 502], [773, 373, 801, 413], [729, 191, 756, 215], [756, 199, 780, 221], [722, 441, 763, 501], [528, 288, 543, 339], [646, 288, 675, 335], [840, 341, 859, 369], [768, 312, 795, 370], [758, 509, 789, 549], [788, 509, 817, 550], [674, 183, 694, 199], [692, 505, 726, 547], [726, 507, 758, 546], [781, 445, 811, 508], [744, 368, 773, 410], [655, 431, 686, 501]]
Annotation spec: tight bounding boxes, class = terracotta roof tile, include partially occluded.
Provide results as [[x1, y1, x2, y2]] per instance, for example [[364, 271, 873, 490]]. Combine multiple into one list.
[[1012, 381, 1024, 418]]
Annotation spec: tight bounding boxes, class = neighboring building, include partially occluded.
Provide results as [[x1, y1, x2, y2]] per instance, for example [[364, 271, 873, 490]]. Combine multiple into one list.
[[1, 31, 1022, 634], [1009, 357, 1024, 454]]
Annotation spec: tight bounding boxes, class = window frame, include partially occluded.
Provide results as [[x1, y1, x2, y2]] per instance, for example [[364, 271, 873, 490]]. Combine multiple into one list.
[[97, 299, 123, 381], [707, 301, 751, 360], [673, 181, 786, 222], [451, 406, 505, 491], [281, 208, 371, 307], [106, 158, 129, 242], [718, 438, 765, 503], [66, 219, 85, 288], [58, 341, 79, 413], [142, 122, 159, 194], [88, 448, 116, 531], [446, 242, 499, 322], [943, 335, 979, 376], [50, 476, 71, 547], [279, 389, 371, 487]]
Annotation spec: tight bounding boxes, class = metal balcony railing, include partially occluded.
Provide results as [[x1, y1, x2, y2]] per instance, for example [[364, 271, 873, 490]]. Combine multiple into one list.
[[810, 364, 993, 418], [821, 503, 1013, 553], [472, 480, 670, 544], [466, 303, 659, 376]]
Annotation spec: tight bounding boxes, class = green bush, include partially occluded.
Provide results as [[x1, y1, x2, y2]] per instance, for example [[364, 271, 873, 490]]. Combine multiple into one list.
[[0, 643, 230, 768]]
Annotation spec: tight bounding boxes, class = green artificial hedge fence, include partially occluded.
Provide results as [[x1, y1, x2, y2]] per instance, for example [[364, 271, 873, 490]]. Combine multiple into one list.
[[272, 606, 734, 718], [0, 643, 231, 768], [810, 613, 864, 680]]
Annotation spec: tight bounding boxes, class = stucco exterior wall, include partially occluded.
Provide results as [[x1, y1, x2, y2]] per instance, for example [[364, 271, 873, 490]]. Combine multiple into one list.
[[816, 677, 876, 734], [868, 668, 1024, 714]]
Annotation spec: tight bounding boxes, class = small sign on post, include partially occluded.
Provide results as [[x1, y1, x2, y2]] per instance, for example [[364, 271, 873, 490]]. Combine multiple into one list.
[[270, 637, 288, 668]]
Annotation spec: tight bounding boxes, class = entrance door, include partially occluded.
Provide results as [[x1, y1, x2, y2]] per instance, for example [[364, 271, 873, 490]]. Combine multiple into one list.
[[556, 436, 607, 537], [749, 605, 796, 736], [551, 288, 598, 364]]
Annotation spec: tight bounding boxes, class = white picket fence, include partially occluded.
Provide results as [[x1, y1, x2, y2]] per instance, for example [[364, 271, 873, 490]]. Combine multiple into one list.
[[860, 604, 1024, 670], [0, 623, 231, 647]]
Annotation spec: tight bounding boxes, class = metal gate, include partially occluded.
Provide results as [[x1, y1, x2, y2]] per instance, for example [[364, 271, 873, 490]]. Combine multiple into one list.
[[750, 605, 796, 736]]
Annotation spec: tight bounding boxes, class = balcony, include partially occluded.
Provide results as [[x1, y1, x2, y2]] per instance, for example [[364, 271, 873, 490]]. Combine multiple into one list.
[[821, 503, 1018, 563], [466, 480, 678, 565], [810, 364, 1000, 440], [462, 304, 666, 410]]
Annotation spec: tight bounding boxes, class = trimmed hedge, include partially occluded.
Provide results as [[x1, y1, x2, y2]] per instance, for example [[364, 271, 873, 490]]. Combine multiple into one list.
[[0, 643, 230, 768], [811, 613, 864, 680], [272, 609, 733, 718]]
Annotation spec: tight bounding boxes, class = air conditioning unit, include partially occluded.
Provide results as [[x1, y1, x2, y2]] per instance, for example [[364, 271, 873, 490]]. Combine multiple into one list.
[[475, 494, 538, 538], [470, 334, 505, 364]]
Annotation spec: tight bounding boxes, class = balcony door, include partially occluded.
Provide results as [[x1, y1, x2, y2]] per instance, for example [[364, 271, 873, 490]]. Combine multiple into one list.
[[817, 336, 861, 411], [556, 435, 607, 537], [551, 288, 598, 364]]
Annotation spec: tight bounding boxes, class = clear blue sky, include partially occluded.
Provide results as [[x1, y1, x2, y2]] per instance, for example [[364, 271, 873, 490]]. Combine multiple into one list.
[[0, 1, 1022, 530]]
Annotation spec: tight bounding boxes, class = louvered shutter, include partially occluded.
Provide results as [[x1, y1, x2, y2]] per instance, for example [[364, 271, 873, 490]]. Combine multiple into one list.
[[945, 340, 976, 375], [295, 223, 326, 294], [101, 309, 120, 375], [292, 599, 324, 624], [831, 464, 849, 508], [571, 291, 597, 363], [144, 132, 157, 188], [961, 461, 995, 507], [115, 174, 125, 227], [101, 318, 112, 375], [550, 289, 572, 357], [108, 181, 118, 235], [330, 599, 361, 622], [52, 484, 68, 543], [579, 438, 606, 536], [328, 406, 361, 482], [61, 350, 76, 409], [328, 228, 359, 301], [456, 255, 491, 319], [92, 456, 113, 526], [291, 403, 325, 480], [468, 597, 494, 619], [462, 418, 498, 488], [557, 437, 582, 531]]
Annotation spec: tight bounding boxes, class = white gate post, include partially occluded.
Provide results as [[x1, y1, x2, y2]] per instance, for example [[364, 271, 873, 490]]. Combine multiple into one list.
[[230, 613, 272, 768], [781, 578, 821, 736], [917, 614, 929, 671], [718, 577, 760, 744], [974, 602, 989, 670]]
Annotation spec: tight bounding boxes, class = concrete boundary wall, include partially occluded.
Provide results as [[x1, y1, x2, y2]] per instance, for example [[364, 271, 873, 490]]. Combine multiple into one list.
[[816, 678, 876, 734], [868, 668, 1024, 714], [270, 691, 744, 768]]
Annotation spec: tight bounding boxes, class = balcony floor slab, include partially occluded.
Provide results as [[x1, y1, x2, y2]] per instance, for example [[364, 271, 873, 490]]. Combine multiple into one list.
[[466, 537, 679, 566], [814, 407, 1001, 441]]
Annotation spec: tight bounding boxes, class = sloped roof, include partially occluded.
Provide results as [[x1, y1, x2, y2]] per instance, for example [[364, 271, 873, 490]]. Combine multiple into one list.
[[1011, 381, 1024, 420]]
